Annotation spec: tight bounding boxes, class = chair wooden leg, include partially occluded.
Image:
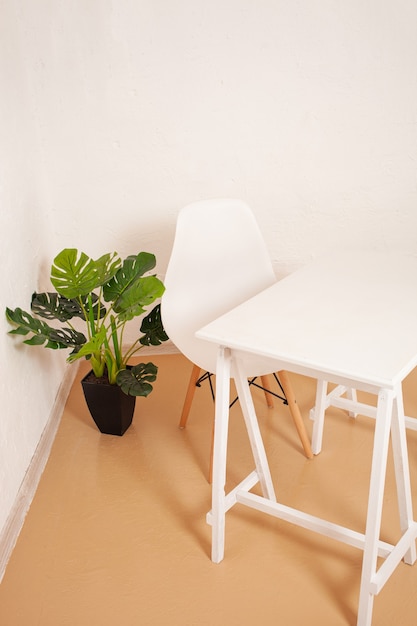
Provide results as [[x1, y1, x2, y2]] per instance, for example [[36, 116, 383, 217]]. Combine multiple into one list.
[[179, 364, 201, 429], [260, 375, 274, 408], [278, 370, 313, 458]]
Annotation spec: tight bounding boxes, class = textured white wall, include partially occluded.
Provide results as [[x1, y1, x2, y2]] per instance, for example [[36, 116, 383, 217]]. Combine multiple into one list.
[[0, 1, 68, 534], [14, 0, 417, 274], [1, 0, 416, 534]]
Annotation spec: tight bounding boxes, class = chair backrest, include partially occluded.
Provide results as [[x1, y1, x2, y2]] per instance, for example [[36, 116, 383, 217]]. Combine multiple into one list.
[[161, 199, 276, 375]]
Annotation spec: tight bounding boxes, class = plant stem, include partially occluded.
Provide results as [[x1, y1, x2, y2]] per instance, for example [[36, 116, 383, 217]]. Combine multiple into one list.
[[123, 338, 143, 362], [110, 316, 121, 369]]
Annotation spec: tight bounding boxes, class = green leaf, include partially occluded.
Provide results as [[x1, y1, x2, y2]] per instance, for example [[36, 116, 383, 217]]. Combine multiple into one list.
[[49, 327, 87, 350], [139, 304, 169, 346], [65, 293, 107, 321], [51, 249, 99, 298], [114, 275, 165, 322], [94, 252, 122, 286], [116, 362, 158, 397], [5, 307, 71, 350], [6, 307, 36, 336], [31, 292, 77, 322], [67, 326, 107, 363], [31, 291, 106, 323], [103, 252, 156, 304], [51, 249, 120, 299]]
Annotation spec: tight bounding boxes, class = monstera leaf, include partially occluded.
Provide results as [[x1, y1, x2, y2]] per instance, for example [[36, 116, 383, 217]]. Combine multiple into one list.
[[113, 275, 165, 322], [32, 292, 106, 322], [31, 292, 75, 322], [48, 327, 87, 352], [116, 362, 158, 397], [94, 252, 122, 287], [69, 293, 106, 320], [51, 249, 120, 299], [104, 253, 164, 321], [67, 327, 107, 363], [6, 307, 72, 349], [103, 253, 156, 301], [139, 304, 169, 346]]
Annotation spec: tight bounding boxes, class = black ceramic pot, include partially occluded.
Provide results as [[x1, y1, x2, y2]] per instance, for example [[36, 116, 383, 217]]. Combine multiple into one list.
[[81, 370, 136, 436]]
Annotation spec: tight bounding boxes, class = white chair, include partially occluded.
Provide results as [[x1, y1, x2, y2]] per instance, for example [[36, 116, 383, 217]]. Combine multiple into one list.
[[161, 199, 313, 481]]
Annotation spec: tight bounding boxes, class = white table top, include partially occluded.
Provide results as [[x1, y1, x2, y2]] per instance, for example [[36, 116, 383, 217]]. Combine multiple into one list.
[[196, 251, 417, 391]]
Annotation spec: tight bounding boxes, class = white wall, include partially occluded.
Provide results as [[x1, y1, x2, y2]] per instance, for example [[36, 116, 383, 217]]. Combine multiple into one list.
[[1, 0, 416, 535], [0, 1, 68, 534]]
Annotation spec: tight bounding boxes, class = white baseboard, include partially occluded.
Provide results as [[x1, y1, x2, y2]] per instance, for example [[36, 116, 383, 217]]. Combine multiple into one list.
[[0, 363, 79, 584], [131, 340, 180, 356]]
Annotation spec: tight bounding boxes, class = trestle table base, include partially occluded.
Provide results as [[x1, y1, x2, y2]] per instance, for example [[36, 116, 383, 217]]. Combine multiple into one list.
[[209, 348, 417, 626]]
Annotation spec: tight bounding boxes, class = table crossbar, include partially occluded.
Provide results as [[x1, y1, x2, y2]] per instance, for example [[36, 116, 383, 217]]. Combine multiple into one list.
[[206, 470, 259, 525], [236, 490, 394, 559], [309, 386, 417, 436], [370, 523, 417, 594]]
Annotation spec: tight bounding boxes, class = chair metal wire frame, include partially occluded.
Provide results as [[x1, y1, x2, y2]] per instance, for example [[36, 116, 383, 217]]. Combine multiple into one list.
[[194, 371, 288, 409], [178, 364, 312, 482]]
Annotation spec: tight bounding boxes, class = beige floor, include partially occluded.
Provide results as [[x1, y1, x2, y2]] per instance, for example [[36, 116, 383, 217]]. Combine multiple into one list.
[[1, 354, 417, 625]]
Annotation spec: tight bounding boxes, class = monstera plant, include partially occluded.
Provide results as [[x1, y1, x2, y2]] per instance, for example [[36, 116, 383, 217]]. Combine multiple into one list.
[[6, 248, 169, 435]]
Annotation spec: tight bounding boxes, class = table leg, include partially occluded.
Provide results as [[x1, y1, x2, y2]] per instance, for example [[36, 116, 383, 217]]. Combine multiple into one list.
[[390, 385, 416, 565], [346, 387, 358, 417], [357, 389, 394, 626], [211, 346, 232, 563], [311, 379, 328, 454], [234, 358, 276, 502]]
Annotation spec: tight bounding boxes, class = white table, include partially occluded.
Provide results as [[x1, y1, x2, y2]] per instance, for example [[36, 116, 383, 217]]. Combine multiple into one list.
[[196, 251, 417, 626]]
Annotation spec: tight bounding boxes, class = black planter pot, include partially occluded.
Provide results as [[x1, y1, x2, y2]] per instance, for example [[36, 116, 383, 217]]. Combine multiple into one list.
[[81, 370, 136, 436]]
